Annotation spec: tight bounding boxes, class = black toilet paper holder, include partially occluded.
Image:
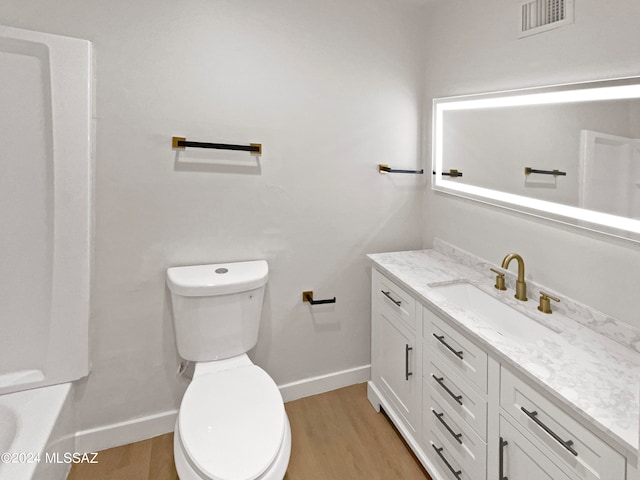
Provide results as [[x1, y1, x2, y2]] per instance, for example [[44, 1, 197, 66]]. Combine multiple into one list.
[[302, 291, 336, 305]]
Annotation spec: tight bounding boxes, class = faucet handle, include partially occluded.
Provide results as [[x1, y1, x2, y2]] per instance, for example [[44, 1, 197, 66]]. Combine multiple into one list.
[[537, 291, 560, 314], [490, 268, 507, 291]]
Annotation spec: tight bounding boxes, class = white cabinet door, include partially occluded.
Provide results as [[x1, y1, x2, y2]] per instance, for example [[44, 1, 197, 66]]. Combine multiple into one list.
[[500, 415, 573, 480], [500, 366, 625, 480], [379, 310, 418, 430]]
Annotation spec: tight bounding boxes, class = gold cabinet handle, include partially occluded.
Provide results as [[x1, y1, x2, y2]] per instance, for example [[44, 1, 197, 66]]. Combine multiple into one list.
[[490, 268, 506, 291], [538, 291, 560, 314]]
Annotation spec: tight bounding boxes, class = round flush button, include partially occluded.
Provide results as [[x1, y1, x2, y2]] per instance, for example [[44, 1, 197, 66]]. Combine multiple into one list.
[[214, 268, 229, 274]]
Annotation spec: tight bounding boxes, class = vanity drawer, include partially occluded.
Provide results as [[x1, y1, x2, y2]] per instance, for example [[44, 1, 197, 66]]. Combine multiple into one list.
[[425, 307, 488, 394], [428, 428, 483, 480], [424, 384, 487, 480], [426, 356, 487, 440], [377, 274, 416, 332], [500, 367, 625, 480]]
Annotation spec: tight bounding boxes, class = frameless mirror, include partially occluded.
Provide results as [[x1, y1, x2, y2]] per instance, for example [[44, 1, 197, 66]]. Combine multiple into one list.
[[432, 77, 640, 242]]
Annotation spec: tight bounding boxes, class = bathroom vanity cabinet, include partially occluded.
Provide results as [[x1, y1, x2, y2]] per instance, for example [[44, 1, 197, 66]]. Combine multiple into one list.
[[371, 271, 420, 434], [423, 304, 488, 480], [498, 416, 572, 480], [500, 367, 625, 480], [368, 266, 635, 480]]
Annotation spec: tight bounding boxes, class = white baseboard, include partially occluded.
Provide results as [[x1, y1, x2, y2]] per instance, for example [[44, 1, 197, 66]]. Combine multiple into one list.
[[74, 409, 177, 453], [278, 364, 371, 403], [74, 364, 370, 452]]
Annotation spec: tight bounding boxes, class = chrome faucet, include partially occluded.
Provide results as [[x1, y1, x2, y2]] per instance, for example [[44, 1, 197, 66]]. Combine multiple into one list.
[[501, 253, 528, 301]]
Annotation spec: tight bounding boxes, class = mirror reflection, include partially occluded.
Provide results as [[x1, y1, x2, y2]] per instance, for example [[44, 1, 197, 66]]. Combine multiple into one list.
[[442, 100, 640, 218], [432, 78, 640, 240]]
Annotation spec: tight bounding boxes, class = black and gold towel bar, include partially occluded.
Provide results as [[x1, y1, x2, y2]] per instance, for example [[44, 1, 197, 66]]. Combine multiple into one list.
[[432, 169, 463, 177], [172, 136, 262, 155], [302, 291, 336, 305], [524, 167, 566, 176], [379, 164, 424, 174]]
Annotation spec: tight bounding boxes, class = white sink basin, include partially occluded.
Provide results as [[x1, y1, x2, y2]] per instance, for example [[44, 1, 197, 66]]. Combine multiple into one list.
[[432, 282, 554, 342]]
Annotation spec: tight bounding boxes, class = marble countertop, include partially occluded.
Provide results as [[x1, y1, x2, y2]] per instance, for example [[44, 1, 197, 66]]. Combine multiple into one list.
[[368, 242, 640, 457]]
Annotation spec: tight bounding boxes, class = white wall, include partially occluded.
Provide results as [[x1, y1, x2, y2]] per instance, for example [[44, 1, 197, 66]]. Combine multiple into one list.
[[0, 0, 427, 438], [422, 0, 640, 327]]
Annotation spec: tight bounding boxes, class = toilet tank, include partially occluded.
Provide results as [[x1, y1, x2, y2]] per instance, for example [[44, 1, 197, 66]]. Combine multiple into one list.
[[166, 260, 268, 362]]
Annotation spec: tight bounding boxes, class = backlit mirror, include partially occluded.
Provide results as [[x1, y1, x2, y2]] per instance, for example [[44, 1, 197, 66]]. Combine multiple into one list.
[[432, 77, 640, 242]]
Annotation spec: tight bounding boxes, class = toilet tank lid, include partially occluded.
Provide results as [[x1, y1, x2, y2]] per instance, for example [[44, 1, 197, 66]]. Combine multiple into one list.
[[167, 260, 268, 297]]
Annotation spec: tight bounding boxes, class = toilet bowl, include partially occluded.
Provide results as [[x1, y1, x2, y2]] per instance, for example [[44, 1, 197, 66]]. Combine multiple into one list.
[[167, 261, 291, 480], [173, 356, 291, 480]]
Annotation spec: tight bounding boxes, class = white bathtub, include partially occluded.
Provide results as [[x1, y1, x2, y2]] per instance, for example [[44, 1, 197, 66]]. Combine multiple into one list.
[[0, 25, 89, 480], [0, 383, 74, 480]]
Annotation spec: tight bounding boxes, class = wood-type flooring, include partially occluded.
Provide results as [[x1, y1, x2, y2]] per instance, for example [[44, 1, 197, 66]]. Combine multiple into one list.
[[68, 383, 431, 480]]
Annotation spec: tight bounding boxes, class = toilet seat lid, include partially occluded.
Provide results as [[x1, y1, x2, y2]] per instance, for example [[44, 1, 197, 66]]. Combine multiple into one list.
[[179, 365, 285, 480]]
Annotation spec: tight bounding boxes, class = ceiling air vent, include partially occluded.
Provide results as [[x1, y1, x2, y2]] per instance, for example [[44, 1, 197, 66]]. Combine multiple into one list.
[[519, 0, 574, 38]]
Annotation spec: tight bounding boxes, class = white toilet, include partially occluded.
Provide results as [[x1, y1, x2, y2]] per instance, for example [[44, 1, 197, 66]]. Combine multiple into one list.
[[167, 260, 291, 480]]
